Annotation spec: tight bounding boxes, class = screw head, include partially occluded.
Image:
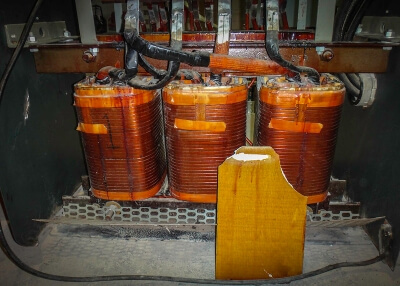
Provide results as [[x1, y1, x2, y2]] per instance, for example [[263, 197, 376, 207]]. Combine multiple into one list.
[[28, 32, 36, 42], [321, 49, 334, 62], [385, 29, 394, 38]]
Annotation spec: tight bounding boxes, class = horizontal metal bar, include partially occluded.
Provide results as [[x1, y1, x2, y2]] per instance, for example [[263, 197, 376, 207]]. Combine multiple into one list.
[[29, 31, 400, 48], [33, 45, 391, 74]]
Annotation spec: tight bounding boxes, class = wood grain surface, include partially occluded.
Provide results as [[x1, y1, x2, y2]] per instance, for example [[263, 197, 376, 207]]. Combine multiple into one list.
[[216, 146, 307, 280]]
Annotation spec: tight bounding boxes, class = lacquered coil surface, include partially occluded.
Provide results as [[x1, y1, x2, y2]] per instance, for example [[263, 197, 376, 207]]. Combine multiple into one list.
[[163, 81, 247, 203], [257, 75, 345, 204], [74, 77, 166, 201]]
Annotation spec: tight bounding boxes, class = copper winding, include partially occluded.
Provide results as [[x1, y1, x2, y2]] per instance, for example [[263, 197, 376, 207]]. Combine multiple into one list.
[[209, 54, 289, 75], [74, 79, 166, 201], [257, 76, 345, 204], [163, 82, 248, 203]]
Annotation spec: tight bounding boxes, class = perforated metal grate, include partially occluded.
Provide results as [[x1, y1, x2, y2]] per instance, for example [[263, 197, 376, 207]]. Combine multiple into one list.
[[63, 201, 362, 226], [63, 203, 217, 224], [307, 210, 360, 221]]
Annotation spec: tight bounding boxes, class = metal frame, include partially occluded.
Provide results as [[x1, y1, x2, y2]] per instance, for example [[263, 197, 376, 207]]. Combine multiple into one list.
[[315, 0, 337, 42], [74, 0, 98, 45]]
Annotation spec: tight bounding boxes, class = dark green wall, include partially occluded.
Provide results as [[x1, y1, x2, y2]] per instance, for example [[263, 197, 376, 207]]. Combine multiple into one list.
[[332, 47, 400, 264], [0, 0, 86, 245]]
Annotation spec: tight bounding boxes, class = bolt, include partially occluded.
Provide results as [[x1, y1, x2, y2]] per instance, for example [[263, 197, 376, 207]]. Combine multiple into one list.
[[321, 49, 334, 62], [63, 29, 71, 37], [90, 47, 99, 55], [105, 208, 115, 221], [81, 175, 90, 191], [28, 32, 36, 43], [82, 51, 96, 63], [315, 46, 325, 55], [355, 24, 363, 34], [385, 29, 394, 38]]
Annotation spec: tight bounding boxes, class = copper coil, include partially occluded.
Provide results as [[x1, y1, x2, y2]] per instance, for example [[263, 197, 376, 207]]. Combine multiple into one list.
[[74, 80, 166, 201], [257, 75, 345, 204], [163, 82, 248, 203]]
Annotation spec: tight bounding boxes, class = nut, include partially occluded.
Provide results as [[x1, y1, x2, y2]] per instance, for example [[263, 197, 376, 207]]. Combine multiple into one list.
[[82, 51, 96, 63], [321, 49, 334, 62], [28, 32, 36, 43], [385, 29, 394, 38], [63, 29, 71, 37]]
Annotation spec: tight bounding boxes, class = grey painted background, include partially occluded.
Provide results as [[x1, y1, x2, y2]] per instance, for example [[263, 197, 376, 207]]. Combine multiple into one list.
[[0, 0, 86, 245]]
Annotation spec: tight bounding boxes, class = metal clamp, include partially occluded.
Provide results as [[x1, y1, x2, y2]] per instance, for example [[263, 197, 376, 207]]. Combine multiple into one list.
[[125, 0, 183, 90]]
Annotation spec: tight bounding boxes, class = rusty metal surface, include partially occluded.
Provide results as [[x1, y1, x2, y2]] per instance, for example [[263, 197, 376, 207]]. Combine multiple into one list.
[[34, 45, 391, 74], [32, 31, 395, 73], [34, 47, 125, 73]]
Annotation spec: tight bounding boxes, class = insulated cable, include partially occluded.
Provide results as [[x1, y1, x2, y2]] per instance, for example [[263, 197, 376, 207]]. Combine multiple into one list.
[[333, 0, 373, 105], [0, 212, 386, 284]]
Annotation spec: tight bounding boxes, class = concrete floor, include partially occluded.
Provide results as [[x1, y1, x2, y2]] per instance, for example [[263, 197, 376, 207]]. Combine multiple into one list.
[[1, 218, 400, 286]]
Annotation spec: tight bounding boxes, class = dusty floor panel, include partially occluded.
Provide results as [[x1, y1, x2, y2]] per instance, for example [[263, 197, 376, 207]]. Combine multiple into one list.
[[1, 222, 400, 285]]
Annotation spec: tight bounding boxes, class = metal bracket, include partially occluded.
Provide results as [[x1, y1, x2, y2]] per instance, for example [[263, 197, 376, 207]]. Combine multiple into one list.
[[4, 21, 71, 48], [216, 0, 231, 47], [171, 0, 184, 49], [75, 0, 98, 45], [297, 0, 307, 30], [356, 16, 400, 43], [188, 0, 202, 31], [125, 0, 140, 75], [151, 4, 161, 32], [211, 0, 231, 78], [114, 3, 123, 32], [205, 0, 214, 31], [315, 0, 336, 42]]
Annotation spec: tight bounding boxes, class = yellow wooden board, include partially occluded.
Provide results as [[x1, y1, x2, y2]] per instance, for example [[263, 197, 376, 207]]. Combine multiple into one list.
[[216, 146, 307, 280]]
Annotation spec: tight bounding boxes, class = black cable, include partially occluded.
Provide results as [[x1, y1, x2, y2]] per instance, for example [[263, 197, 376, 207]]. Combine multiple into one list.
[[347, 73, 361, 89], [343, 0, 371, 41], [0, 219, 385, 284], [332, 0, 362, 42], [124, 28, 210, 68], [176, 69, 204, 83], [333, 0, 373, 105], [210, 73, 222, 85], [124, 43, 138, 77], [265, 1, 320, 83], [138, 53, 167, 79], [338, 73, 360, 97], [342, 0, 371, 94], [0, 0, 387, 283], [0, 0, 44, 105], [127, 60, 180, 90], [266, 31, 320, 83]]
